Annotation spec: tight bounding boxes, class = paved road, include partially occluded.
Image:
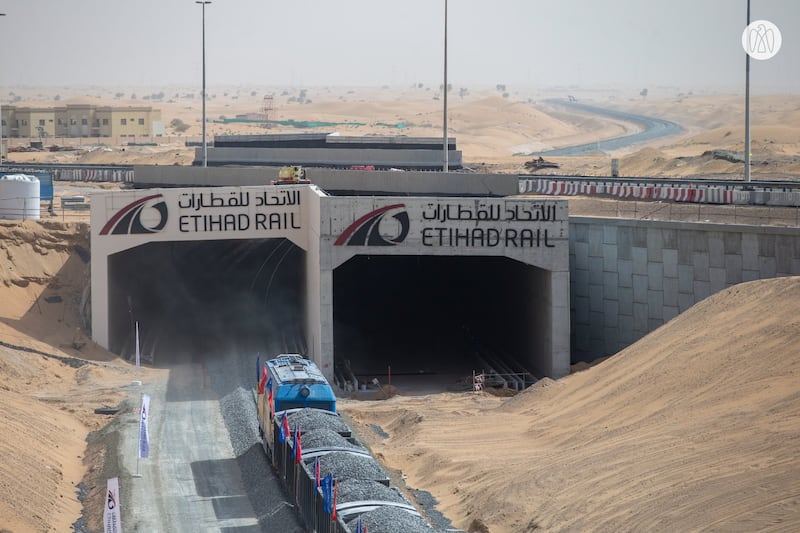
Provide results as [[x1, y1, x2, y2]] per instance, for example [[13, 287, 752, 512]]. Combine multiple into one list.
[[537, 99, 683, 156], [119, 349, 303, 532]]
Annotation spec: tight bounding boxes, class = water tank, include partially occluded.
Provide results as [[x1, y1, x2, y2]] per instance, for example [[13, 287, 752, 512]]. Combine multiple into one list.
[[0, 174, 41, 220]]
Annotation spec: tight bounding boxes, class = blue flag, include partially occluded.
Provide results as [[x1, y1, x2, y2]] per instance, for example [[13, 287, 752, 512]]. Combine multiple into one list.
[[321, 473, 333, 514], [278, 413, 287, 443], [355, 515, 363, 533]]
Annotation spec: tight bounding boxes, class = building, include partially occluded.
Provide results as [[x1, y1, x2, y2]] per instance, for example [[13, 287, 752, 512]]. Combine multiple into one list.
[[195, 132, 463, 170], [1, 104, 162, 139]]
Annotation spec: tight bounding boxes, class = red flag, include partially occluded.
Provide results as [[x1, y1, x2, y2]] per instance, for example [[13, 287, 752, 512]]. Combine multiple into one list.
[[331, 479, 338, 520], [257, 366, 267, 394], [282, 412, 291, 440], [294, 427, 303, 464], [314, 456, 321, 488], [268, 380, 274, 415]]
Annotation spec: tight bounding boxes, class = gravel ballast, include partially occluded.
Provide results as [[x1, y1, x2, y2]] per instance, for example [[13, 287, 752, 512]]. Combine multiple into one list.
[[345, 505, 436, 533]]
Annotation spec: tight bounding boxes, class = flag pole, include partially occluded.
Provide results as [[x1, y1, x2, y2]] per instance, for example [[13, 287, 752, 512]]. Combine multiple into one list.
[[133, 391, 143, 478]]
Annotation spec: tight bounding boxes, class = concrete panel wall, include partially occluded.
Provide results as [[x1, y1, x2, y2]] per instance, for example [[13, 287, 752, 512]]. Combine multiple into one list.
[[132, 165, 519, 197], [196, 147, 462, 169], [570, 217, 800, 359]]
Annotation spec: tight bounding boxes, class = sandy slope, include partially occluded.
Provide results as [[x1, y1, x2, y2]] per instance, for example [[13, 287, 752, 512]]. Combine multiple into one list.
[[0, 219, 158, 533], [340, 277, 800, 532]]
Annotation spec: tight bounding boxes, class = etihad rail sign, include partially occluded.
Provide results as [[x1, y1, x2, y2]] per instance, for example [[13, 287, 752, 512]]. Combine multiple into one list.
[[323, 196, 568, 270], [93, 185, 309, 251]]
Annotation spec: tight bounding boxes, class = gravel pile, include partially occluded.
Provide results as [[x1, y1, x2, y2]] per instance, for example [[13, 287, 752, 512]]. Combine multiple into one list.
[[210, 352, 305, 532], [219, 385, 261, 456], [345, 505, 436, 533], [337, 479, 410, 506], [320, 451, 389, 483], [287, 408, 351, 435], [302, 428, 365, 451]]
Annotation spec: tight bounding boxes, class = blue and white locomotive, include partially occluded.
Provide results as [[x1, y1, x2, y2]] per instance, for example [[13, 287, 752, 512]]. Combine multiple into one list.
[[255, 354, 438, 532]]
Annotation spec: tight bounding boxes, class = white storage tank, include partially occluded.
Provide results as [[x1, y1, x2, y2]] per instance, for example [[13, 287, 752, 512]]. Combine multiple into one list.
[[0, 174, 41, 220]]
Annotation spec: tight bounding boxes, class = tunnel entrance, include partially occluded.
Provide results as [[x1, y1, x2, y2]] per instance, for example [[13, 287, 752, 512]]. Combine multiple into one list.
[[332, 254, 550, 386], [106, 238, 305, 365]]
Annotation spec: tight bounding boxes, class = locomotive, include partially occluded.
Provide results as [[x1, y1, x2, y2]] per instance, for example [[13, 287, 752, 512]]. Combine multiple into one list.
[[255, 354, 438, 532]]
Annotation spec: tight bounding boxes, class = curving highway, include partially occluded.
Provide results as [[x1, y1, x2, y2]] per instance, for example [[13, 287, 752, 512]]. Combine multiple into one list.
[[537, 99, 683, 156]]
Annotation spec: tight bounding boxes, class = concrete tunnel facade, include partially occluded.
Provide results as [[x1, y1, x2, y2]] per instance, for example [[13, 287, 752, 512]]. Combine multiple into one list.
[[90, 184, 571, 382]]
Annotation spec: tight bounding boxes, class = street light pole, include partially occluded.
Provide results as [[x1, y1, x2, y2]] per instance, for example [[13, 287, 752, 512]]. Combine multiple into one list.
[[0, 13, 6, 164], [196, 1, 211, 168], [442, 0, 448, 172], [744, 0, 751, 183]]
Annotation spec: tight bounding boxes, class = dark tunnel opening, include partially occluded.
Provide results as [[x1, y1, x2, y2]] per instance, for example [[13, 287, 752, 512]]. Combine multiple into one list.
[[107, 238, 305, 366], [333, 255, 550, 383]]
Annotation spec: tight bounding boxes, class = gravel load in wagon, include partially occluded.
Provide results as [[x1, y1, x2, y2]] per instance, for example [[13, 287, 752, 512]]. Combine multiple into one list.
[[286, 408, 351, 436], [346, 505, 436, 533], [336, 479, 411, 506], [319, 451, 389, 484], [302, 428, 366, 451]]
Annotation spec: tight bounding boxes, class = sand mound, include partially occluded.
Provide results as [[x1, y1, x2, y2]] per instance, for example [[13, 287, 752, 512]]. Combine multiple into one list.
[[341, 277, 800, 532]]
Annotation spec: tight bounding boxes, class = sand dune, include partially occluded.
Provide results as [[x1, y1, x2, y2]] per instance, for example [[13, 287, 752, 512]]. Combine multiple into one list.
[[341, 276, 800, 532]]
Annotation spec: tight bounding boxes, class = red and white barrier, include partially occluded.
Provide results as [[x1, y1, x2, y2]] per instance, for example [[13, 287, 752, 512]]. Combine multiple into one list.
[[520, 179, 745, 205]]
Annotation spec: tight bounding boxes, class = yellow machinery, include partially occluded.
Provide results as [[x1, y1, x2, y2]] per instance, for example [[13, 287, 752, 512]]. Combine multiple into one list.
[[272, 165, 310, 185]]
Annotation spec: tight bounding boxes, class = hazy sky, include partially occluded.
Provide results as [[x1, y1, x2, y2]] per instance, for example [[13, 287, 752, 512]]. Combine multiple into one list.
[[0, 0, 797, 93]]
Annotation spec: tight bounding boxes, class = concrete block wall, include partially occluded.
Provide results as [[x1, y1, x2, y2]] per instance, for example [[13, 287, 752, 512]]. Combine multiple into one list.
[[570, 217, 800, 360]]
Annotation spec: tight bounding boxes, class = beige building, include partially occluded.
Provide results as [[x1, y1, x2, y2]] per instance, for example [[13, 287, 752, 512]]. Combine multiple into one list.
[[1, 104, 162, 139]]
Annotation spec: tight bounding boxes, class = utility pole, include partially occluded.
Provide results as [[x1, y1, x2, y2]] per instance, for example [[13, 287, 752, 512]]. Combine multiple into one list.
[[744, 0, 751, 183], [196, 1, 211, 168], [442, 0, 448, 172]]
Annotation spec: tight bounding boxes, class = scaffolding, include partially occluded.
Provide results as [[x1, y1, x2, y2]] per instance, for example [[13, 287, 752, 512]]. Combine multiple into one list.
[[261, 94, 274, 128]]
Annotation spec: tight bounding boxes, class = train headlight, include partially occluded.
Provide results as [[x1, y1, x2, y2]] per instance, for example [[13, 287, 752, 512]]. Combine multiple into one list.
[[300, 386, 310, 398]]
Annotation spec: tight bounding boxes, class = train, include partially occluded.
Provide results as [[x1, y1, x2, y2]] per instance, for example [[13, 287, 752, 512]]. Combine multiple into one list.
[[254, 353, 440, 533]]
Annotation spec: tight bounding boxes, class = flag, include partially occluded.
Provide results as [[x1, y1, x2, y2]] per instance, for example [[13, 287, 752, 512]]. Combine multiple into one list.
[[294, 426, 303, 464], [258, 366, 267, 394], [355, 515, 364, 533], [314, 456, 321, 488], [103, 477, 122, 533], [332, 479, 338, 520], [138, 394, 150, 459], [267, 377, 274, 414], [292, 425, 303, 463], [321, 473, 333, 514], [134, 321, 141, 372], [282, 411, 291, 442], [278, 412, 288, 443]]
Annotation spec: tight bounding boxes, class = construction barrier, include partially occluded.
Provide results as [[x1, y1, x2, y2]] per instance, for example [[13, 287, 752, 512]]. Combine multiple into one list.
[[518, 178, 771, 206]]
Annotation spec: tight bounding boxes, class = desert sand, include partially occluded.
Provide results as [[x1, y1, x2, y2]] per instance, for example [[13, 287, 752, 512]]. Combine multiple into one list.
[[0, 87, 799, 532], [5, 86, 800, 179]]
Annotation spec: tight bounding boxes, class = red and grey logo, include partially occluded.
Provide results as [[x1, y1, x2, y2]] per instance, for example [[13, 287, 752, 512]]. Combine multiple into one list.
[[335, 203, 409, 246], [106, 488, 117, 510], [100, 194, 168, 235]]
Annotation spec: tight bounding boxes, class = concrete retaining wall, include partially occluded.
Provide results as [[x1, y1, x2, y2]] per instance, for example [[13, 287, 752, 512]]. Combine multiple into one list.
[[570, 217, 800, 359], [132, 165, 519, 197]]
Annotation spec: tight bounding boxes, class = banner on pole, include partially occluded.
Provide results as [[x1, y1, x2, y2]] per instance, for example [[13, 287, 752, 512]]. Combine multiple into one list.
[[135, 321, 141, 372], [138, 394, 150, 459], [103, 477, 122, 533]]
